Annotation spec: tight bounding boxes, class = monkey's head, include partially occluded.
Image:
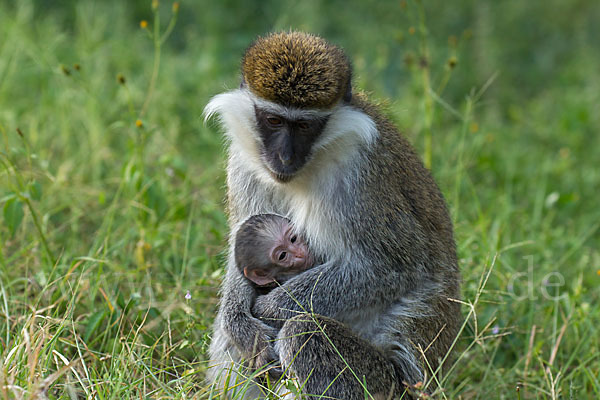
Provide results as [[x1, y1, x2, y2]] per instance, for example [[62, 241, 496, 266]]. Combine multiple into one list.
[[234, 214, 314, 286], [204, 31, 376, 186], [241, 32, 352, 110], [241, 32, 353, 182]]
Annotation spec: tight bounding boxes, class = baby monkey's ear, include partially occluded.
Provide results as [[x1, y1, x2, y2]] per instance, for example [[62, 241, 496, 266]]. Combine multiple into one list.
[[243, 266, 275, 286]]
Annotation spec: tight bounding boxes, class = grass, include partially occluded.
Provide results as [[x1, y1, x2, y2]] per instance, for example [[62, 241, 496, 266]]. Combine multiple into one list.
[[0, 0, 599, 398]]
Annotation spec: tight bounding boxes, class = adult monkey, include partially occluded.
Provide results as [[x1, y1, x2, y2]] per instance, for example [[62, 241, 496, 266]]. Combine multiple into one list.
[[205, 32, 461, 399]]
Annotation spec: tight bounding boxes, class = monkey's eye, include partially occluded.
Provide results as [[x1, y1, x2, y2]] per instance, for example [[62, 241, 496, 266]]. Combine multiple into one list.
[[278, 251, 287, 261], [266, 116, 283, 126], [297, 121, 310, 130], [290, 235, 297, 243]]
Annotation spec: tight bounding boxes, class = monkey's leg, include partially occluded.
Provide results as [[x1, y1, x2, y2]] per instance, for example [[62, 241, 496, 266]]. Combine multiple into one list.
[[276, 315, 408, 400]]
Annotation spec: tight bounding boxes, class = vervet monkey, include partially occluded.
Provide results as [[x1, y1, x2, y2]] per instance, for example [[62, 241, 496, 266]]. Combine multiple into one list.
[[204, 31, 461, 399], [234, 214, 314, 292]]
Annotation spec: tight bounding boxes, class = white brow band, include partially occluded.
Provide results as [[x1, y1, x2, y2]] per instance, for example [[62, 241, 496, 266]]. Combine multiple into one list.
[[250, 92, 334, 120]]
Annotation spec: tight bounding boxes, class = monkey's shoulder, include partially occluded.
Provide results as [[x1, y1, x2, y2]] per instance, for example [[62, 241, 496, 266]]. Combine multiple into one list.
[[350, 94, 455, 244]]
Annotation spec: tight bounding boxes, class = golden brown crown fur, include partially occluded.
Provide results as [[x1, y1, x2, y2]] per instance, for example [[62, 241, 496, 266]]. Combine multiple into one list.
[[241, 31, 351, 109]]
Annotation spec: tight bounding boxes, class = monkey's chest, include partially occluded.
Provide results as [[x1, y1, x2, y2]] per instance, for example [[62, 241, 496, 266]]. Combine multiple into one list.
[[230, 165, 351, 259]]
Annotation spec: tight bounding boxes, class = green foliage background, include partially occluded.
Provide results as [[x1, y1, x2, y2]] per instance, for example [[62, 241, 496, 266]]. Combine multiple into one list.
[[0, 0, 599, 398]]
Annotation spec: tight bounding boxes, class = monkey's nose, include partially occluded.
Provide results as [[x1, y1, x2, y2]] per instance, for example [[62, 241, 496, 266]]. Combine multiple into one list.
[[291, 247, 308, 266], [279, 152, 292, 166]]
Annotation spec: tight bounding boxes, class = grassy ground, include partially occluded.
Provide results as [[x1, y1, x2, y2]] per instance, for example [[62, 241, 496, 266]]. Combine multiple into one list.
[[0, 0, 599, 398]]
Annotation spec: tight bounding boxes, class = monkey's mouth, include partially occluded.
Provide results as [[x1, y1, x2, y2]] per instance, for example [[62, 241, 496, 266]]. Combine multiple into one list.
[[260, 149, 313, 184], [271, 171, 295, 183], [261, 159, 298, 183]]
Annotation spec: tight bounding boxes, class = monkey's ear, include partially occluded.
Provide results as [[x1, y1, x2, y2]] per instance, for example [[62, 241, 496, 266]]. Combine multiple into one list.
[[243, 267, 274, 286]]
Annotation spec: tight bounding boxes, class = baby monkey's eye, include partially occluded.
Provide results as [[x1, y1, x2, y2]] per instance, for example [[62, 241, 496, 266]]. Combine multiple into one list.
[[278, 251, 287, 261], [290, 235, 297, 243], [266, 116, 282, 126]]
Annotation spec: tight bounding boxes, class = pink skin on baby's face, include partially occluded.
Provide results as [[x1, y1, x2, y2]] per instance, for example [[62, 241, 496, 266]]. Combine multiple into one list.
[[269, 224, 313, 270]]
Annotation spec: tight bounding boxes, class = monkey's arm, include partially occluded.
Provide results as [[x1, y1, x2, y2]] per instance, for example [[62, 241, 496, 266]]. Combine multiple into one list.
[[252, 253, 424, 329], [251, 164, 434, 327], [218, 264, 280, 368]]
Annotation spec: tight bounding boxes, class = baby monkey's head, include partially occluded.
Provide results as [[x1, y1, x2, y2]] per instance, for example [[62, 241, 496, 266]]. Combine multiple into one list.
[[234, 214, 314, 287]]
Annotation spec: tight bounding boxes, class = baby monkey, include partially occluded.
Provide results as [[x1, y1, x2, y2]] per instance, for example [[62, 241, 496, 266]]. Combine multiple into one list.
[[235, 214, 315, 294]]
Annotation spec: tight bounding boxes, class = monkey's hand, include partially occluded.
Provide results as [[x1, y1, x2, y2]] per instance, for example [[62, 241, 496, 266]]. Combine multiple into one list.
[[252, 291, 297, 330], [247, 323, 279, 374], [222, 307, 281, 375]]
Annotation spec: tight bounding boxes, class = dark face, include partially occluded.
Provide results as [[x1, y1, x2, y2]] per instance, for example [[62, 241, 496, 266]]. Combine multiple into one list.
[[254, 106, 329, 182]]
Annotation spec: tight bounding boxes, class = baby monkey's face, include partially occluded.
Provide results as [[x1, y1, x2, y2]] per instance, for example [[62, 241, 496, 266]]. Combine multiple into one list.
[[240, 217, 315, 287], [269, 223, 313, 271]]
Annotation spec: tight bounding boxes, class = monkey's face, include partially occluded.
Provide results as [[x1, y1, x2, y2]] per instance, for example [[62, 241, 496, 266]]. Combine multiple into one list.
[[242, 230, 312, 287], [269, 225, 313, 272], [254, 106, 329, 182]]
